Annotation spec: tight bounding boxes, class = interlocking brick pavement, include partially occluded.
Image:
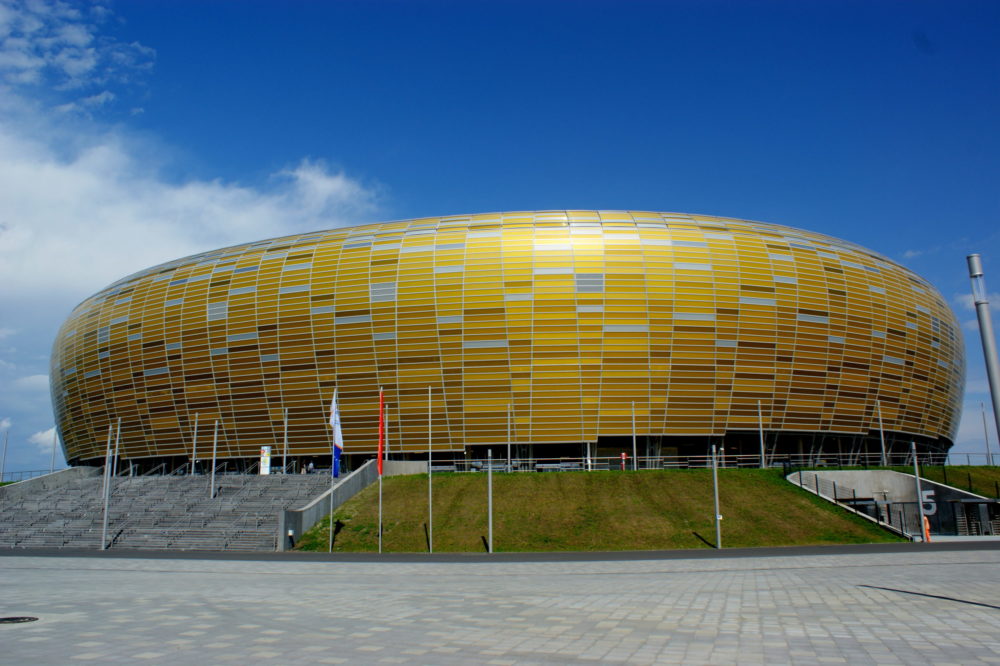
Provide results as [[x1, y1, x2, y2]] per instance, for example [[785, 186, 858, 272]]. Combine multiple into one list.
[[1, 547, 999, 664]]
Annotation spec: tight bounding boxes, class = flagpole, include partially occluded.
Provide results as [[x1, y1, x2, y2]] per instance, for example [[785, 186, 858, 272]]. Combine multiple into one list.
[[487, 448, 493, 553], [50, 432, 58, 474], [876, 400, 887, 466], [0, 429, 7, 484], [328, 388, 341, 553], [757, 399, 766, 469], [328, 466, 335, 553], [428, 385, 433, 553], [332, 389, 337, 553], [378, 386, 384, 554], [111, 417, 122, 479], [100, 423, 113, 501], [631, 401, 637, 471], [712, 443, 721, 549], [101, 417, 121, 551], [507, 404, 512, 473]]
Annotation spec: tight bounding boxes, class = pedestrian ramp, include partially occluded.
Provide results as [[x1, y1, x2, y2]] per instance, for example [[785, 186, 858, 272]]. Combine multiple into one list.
[[789, 469, 1000, 540]]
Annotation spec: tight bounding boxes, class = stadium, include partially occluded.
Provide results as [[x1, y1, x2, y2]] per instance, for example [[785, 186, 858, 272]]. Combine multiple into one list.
[[50, 211, 965, 472]]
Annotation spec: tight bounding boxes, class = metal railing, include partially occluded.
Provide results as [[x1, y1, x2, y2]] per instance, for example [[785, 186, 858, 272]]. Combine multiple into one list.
[[417, 450, 981, 472], [0, 469, 55, 484], [788, 470, 914, 539]]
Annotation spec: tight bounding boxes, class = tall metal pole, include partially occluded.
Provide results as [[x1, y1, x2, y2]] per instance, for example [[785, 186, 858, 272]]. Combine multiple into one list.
[[968, 254, 1000, 450], [507, 404, 512, 473], [631, 401, 638, 471], [911, 441, 927, 541], [49, 431, 58, 473], [190, 412, 200, 474], [983, 402, 994, 466], [100, 421, 116, 550], [757, 399, 766, 468], [487, 448, 493, 553], [209, 420, 219, 499], [876, 399, 888, 466], [711, 444, 721, 549], [111, 417, 122, 478], [283, 407, 289, 474], [327, 480, 335, 553], [378, 474, 383, 554], [0, 429, 8, 483], [327, 389, 339, 552], [428, 385, 433, 553], [385, 404, 391, 461], [100, 424, 113, 501]]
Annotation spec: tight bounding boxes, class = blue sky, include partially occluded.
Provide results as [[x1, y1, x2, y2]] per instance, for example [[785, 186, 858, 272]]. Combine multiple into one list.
[[1, 0, 999, 473]]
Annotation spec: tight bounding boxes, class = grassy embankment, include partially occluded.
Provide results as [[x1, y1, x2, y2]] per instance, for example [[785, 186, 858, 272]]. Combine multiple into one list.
[[909, 465, 1000, 498], [297, 469, 902, 552]]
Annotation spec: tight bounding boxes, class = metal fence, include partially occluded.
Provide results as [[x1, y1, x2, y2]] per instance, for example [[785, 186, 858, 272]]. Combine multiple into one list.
[[412, 450, 994, 473], [0, 469, 58, 484]]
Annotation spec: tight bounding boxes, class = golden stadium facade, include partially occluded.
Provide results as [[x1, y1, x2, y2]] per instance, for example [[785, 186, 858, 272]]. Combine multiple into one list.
[[51, 211, 964, 468]]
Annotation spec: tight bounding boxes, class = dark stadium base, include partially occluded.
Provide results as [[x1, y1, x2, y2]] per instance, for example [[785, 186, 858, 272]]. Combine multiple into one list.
[[69, 430, 952, 476]]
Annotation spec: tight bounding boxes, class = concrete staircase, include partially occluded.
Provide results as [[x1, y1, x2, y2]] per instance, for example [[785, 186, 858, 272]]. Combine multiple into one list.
[[0, 473, 333, 551]]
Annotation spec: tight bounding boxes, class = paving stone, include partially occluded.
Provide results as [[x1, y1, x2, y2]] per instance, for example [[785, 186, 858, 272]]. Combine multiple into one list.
[[1, 549, 999, 663]]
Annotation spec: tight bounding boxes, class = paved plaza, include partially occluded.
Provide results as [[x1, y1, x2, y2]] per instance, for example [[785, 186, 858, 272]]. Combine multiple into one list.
[[2, 545, 999, 664]]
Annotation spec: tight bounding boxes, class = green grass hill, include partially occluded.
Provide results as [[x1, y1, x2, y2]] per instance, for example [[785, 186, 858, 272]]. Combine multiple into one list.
[[904, 465, 1000, 498], [297, 469, 902, 552]]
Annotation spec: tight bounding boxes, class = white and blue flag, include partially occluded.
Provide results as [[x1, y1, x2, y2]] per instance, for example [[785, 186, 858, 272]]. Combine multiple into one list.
[[329, 389, 344, 477]]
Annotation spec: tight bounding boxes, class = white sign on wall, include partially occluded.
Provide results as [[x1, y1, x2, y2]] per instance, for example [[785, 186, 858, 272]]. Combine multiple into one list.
[[260, 446, 271, 475]]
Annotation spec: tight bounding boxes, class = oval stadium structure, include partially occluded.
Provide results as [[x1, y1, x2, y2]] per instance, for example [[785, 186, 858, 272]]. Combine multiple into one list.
[[51, 211, 964, 470]]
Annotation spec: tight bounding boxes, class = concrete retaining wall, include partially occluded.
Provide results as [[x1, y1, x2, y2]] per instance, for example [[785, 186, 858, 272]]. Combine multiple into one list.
[[277, 459, 427, 550], [0, 466, 101, 502]]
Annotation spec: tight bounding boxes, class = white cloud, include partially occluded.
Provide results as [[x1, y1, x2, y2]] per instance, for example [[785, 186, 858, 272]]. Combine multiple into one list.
[[0, 416, 10, 430], [54, 89, 115, 115], [13, 373, 48, 391], [27, 425, 56, 454], [902, 249, 924, 259], [951, 399, 999, 461], [965, 378, 991, 396], [955, 292, 1000, 311], [0, 0, 383, 477], [0, 124, 379, 300], [0, 0, 153, 91]]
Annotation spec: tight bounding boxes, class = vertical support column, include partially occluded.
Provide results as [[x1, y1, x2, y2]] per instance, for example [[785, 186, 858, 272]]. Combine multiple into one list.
[[712, 444, 721, 549], [968, 255, 1000, 453]]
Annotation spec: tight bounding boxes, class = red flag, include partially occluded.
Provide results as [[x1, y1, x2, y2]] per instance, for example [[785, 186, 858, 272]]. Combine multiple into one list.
[[377, 387, 384, 475]]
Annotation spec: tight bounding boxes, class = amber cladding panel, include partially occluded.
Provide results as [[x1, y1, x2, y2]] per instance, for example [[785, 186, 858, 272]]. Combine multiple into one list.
[[50, 211, 965, 463]]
